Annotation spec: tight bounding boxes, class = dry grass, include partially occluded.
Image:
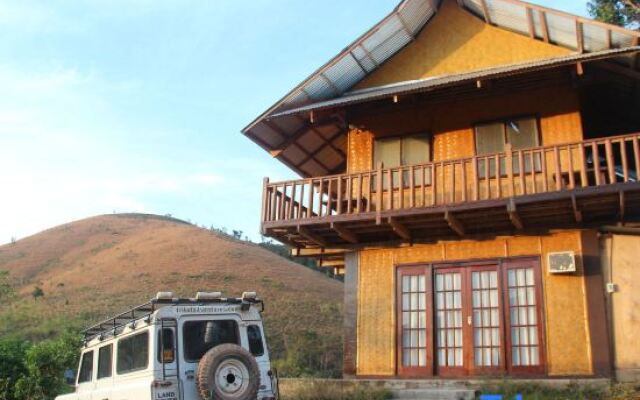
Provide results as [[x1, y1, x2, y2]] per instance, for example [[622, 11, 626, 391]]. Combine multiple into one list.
[[0, 214, 343, 372], [278, 380, 391, 400]]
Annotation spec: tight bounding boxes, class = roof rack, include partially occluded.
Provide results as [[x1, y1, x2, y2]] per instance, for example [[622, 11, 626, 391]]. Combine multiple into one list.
[[82, 294, 263, 342]]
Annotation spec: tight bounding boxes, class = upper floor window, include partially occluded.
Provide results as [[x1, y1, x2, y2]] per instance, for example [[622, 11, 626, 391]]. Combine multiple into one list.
[[475, 117, 540, 176], [374, 133, 431, 168], [475, 117, 539, 155]]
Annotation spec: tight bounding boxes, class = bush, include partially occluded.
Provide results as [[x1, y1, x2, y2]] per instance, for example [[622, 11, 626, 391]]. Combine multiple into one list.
[[272, 330, 342, 378], [0, 332, 80, 400], [280, 380, 391, 400]]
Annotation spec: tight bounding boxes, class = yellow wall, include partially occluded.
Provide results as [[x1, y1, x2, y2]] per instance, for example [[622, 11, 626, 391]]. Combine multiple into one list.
[[601, 235, 640, 382], [356, 230, 593, 376], [356, 0, 570, 90]]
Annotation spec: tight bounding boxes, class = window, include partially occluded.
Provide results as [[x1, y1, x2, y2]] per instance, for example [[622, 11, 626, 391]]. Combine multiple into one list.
[[475, 117, 540, 177], [183, 320, 239, 362], [77, 351, 94, 383], [401, 274, 427, 367], [97, 345, 112, 379], [507, 267, 540, 367], [247, 325, 265, 357], [157, 329, 175, 363], [117, 331, 149, 374], [374, 133, 431, 168]]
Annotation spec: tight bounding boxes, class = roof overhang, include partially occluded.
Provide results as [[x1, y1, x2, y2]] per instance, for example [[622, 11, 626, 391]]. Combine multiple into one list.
[[243, 0, 640, 178]]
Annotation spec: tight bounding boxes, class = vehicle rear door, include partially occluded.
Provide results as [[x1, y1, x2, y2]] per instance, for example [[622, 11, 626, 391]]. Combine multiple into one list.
[[178, 314, 242, 400]]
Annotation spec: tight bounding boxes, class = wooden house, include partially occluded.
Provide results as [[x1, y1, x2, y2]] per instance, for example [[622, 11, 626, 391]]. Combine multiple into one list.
[[243, 0, 640, 381]]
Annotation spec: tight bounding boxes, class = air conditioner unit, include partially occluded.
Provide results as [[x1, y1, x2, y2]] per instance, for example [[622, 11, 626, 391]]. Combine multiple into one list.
[[548, 251, 576, 273]]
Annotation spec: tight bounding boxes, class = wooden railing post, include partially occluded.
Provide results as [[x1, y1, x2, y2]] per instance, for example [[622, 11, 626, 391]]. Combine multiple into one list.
[[376, 162, 383, 224], [505, 143, 514, 196], [261, 177, 269, 226]]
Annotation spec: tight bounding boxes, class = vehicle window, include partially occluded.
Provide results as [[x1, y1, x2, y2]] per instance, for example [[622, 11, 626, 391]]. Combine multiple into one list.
[[183, 320, 239, 362], [117, 331, 149, 374], [78, 350, 94, 383], [97, 344, 112, 379], [157, 329, 175, 363], [247, 325, 264, 357]]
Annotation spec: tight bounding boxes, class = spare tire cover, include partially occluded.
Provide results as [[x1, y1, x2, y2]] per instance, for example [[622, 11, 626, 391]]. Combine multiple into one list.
[[196, 343, 260, 400]]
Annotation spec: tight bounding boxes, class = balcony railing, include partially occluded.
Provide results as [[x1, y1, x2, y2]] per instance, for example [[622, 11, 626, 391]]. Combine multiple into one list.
[[262, 132, 640, 246]]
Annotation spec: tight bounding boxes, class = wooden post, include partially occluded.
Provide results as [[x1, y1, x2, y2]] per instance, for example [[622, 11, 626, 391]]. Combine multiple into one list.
[[567, 146, 575, 189], [518, 150, 526, 195], [506, 143, 514, 196], [579, 143, 588, 188], [261, 177, 269, 224], [431, 164, 437, 206], [460, 160, 467, 202], [472, 157, 479, 201], [337, 176, 343, 215], [592, 143, 601, 186], [356, 174, 363, 214], [554, 146, 562, 191], [541, 149, 549, 192], [605, 139, 615, 184], [410, 166, 415, 208], [376, 162, 383, 224], [633, 136, 640, 182], [308, 179, 314, 218], [621, 139, 629, 183]]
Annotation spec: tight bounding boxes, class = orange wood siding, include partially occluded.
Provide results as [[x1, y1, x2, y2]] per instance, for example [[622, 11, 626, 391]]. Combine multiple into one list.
[[356, 0, 570, 90], [348, 85, 583, 169], [356, 230, 593, 377]]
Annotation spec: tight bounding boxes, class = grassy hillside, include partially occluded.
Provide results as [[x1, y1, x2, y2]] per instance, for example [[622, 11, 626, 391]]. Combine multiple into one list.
[[0, 214, 343, 376]]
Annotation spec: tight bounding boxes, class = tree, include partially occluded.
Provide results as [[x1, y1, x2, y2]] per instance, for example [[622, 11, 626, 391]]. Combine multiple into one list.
[[0, 338, 29, 400], [588, 0, 640, 29], [32, 286, 44, 300], [0, 270, 14, 301]]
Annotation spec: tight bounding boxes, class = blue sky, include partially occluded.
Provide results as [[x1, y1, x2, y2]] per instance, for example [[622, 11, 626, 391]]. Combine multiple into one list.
[[0, 0, 588, 244]]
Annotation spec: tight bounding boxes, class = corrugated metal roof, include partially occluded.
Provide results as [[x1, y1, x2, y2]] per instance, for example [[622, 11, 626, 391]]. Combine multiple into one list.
[[243, 0, 640, 178], [268, 47, 640, 118]]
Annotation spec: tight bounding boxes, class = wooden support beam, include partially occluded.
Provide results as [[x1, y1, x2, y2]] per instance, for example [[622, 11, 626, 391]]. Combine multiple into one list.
[[388, 217, 411, 241], [526, 7, 535, 38], [619, 190, 626, 222], [539, 10, 550, 43], [507, 198, 524, 230], [297, 226, 327, 247], [479, 0, 491, 23], [444, 210, 465, 236], [319, 259, 345, 268], [576, 20, 584, 53], [331, 223, 359, 244], [571, 194, 583, 223]]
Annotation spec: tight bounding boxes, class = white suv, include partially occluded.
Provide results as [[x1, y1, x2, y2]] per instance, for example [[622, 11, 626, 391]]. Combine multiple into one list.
[[56, 291, 279, 400]]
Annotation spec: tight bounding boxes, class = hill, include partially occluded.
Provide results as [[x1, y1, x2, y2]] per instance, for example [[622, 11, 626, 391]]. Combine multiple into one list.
[[0, 213, 344, 376]]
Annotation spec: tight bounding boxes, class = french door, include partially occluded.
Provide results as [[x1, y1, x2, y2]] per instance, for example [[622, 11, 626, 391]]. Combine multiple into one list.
[[397, 258, 545, 377]]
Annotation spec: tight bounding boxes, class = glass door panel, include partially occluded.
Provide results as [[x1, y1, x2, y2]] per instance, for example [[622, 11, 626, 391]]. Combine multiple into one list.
[[401, 274, 427, 368], [434, 270, 464, 374], [470, 267, 505, 373]]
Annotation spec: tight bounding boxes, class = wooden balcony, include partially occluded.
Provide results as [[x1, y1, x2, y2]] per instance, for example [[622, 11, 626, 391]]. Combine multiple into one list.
[[262, 132, 640, 248]]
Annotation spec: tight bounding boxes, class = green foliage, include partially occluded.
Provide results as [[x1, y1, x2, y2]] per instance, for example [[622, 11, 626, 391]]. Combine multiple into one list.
[[0, 332, 80, 400], [272, 330, 342, 378], [0, 270, 14, 301], [280, 380, 391, 400], [588, 0, 639, 29]]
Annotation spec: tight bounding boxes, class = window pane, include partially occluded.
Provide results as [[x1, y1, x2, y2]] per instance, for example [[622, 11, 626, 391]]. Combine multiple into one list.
[[476, 123, 505, 155], [374, 138, 401, 168], [78, 351, 94, 383], [507, 118, 539, 150], [402, 134, 431, 165], [117, 331, 149, 374], [157, 329, 175, 363], [97, 345, 112, 379], [183, 320, 239, 362], [247, 325, 265, 357]]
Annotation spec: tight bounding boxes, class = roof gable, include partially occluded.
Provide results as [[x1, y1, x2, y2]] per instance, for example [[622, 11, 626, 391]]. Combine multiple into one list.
[[356, 0, 570, 89]]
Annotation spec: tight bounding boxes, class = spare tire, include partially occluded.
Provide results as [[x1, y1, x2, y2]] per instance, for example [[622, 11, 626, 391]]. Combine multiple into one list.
[[196, 343, 260, 400]]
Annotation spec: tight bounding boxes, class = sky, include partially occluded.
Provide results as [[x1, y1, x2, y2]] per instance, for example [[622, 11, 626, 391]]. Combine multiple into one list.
[[0, 0, 589, 245]]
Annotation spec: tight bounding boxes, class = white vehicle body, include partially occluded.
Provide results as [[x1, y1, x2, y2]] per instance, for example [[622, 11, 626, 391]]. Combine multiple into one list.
[[56, 292, 278, 400]]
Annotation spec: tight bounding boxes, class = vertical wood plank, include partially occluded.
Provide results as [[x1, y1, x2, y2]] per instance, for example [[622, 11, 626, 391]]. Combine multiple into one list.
[[449, 162, 455, 203], [506, 144, 514, 196], [472, 157, 479, 201], [422, 166, 427, 207], [327, 178, 334, 216], [496, 155, 502, 198], [376, 163, 383, 223], [318, 179, 325, 217], [357, 174, 363, 214], [485, 156, 491, 199], [308, 179, 314, 218], [399, 167, 405, 209], [280, 184, 287, 220], [529, 151, 537, 194], [261, 177, 269, 223], [367, 171, 373, 213], [621, 139, 629, 183], [579, 143, 588, 188], [605, 139, 615, 184], [298, 182, 305, 219], [592, 142, 601, 186], [289, 183, 297, 220], [337, 176, 343, 215], [633, 136, 640, 182], [388, 169, 394, 210], [567, 146, 575, 189], [346, 176, 353, 214], [518, 150, 526, 195], [541, 149, 549, 192], [410, 166, 415, 208], [554, 146, 562, 191], [460, 160, 467, 202], [432, 164, 437, 206]]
